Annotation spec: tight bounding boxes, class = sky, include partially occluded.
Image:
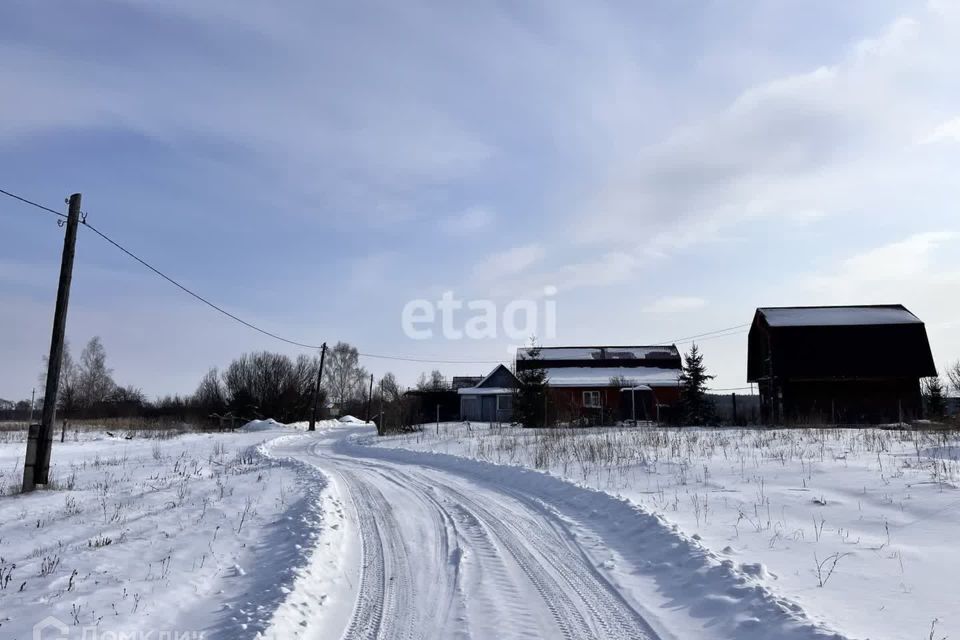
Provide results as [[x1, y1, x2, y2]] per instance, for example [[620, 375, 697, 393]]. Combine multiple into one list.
[[3, 0, 960, 400]]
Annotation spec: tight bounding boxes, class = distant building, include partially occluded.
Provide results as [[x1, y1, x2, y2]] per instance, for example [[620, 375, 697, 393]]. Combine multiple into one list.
[[404, 388, 461, 423], [516, 346, 683, 425], [747, 305, 937, 424], [451, 376, 483, 390], [458, 365, 519, 422]]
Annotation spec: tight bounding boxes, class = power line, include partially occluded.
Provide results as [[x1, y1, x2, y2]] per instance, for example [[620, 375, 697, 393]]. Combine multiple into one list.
[[0, 188, 69, 219], [80, 220, 326, 350], [663, 323, 750, 344], [358, 351, 506, 364], [0, 187, 506, 363], [84, 221, 511, 362], [673, 329, 748, 346], [1, 185, 755, 366]]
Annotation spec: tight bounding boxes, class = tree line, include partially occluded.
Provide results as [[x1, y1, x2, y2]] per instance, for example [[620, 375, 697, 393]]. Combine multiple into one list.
[[0, 338, 421, 431]]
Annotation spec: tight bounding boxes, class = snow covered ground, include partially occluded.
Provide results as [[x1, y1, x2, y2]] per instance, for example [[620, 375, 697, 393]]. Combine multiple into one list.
[[4, 418, 955, 639], [0, 419, 338, 639], [371, 423, 960, 640]]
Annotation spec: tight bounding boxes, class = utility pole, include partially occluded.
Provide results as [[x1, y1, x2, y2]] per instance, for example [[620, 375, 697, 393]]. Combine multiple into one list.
[[28, 388, 35, 424], [23, 193, 81, 492], [308, 342, 327, 432], [365, 373, 374, 424]]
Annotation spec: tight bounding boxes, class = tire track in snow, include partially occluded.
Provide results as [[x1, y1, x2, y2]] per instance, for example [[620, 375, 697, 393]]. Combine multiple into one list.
[[420, 476, 657, 640], [327, 453, 658, 640]]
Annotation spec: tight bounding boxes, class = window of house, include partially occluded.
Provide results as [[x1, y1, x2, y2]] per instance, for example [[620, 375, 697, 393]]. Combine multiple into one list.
[[496, 394, 513, 411], [583, 390, 601, 408]]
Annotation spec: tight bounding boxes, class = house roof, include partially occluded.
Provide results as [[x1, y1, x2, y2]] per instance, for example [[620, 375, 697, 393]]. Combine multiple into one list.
[[543, 366, 681, 388], [457, 387, 515, 396], [517, 345, 680, 360], [757, 305, 921, 328], [475, 363, 519, 388], [451, 376, 483, 390]]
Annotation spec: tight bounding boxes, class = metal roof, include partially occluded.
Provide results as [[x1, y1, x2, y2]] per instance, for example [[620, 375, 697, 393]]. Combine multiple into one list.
[[757, 305, 921, 328]]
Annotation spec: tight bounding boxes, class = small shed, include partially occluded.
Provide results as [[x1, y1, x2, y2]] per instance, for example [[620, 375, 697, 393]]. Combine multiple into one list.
[[404, 389, 461, 424], [458, 364, 519, 422], [747, 305, 937, 424]]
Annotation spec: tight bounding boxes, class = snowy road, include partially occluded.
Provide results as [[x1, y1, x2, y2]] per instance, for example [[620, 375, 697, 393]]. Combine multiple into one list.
[[268, 426, 661, 640]]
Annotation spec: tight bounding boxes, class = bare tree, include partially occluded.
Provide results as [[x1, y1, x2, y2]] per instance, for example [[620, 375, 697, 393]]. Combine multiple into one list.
[[377, 372, 414, 433], [947, 360, 960, 396], [40, 339, 80, 415], [417, 369, 447, 391], [324, 342, 368, 412], [193, 368, 227, 414], [77, 337, 115, 409], [923, 376, 947, 419], [220, 351, 325, 422]]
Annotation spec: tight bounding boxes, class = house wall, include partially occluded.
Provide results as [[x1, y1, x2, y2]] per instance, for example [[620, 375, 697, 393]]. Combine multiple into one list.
[[548, 386, 681, 424], [460, 394, 513, 422]]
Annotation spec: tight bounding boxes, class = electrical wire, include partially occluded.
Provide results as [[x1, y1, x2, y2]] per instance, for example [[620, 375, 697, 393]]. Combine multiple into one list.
[[0, 188, 69, 219], [0, 185, 756, 366], [358, 352, 507, 364], [663, 323, 750, 344], [80, 220, 325, 350]]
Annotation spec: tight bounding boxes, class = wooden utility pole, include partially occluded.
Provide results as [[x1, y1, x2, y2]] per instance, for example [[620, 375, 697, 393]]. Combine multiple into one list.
[[28, 388, 35, 424], [308, 342, 327, 431], [23, 193, 81, 492], [365, 373, 374, 423]]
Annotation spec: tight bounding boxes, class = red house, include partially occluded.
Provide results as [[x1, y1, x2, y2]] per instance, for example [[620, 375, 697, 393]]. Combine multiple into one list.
[[516, 346, 683, 425]]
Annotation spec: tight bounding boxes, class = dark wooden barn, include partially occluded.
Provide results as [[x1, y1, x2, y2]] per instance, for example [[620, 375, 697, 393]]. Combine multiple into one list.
[[747, 305, 937, 424]]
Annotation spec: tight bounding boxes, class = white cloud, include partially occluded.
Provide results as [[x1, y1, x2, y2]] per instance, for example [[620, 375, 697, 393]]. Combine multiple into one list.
[[347, 252, 397, 291], [441, 207, 495, 235], [805, 232, 958, 290], [920, 116, 960, 144], [472, 244, 545, 282], [567, 1, 960, 264], [642, 296, 707, 313], [798, 231, 960, 369]]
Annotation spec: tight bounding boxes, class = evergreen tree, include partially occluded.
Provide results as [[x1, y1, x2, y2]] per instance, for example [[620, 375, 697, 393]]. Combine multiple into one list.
[[514, 339, 549, 428], [679, 343, 715, 425], [923, 376, 947, 419]]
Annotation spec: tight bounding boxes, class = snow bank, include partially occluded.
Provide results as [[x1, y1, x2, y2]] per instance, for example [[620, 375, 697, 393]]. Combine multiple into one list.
[[241, 418, 287, 431]]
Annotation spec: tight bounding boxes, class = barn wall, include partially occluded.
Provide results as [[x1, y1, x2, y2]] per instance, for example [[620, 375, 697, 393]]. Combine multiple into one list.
[[781, 378, 923, 424]]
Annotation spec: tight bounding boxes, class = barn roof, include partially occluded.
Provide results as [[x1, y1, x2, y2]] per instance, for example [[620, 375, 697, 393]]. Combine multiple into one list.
[[757, 305, 921, 328], [747, 304, 937, 381]]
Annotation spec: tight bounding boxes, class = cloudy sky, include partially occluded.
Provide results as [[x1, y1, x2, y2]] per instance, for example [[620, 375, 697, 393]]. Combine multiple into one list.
[[2, 0, 960, 400]]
